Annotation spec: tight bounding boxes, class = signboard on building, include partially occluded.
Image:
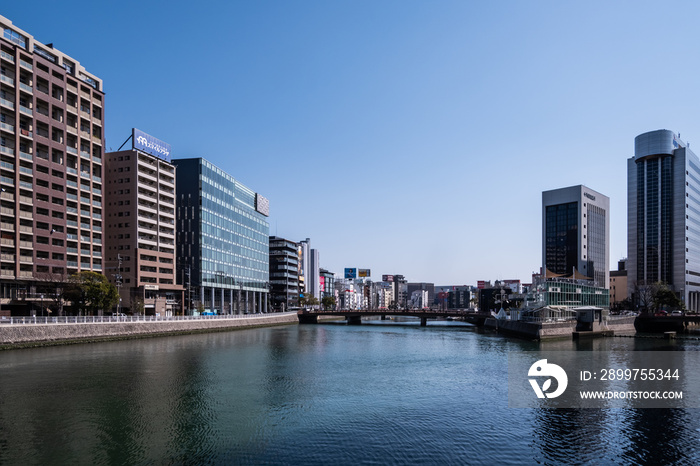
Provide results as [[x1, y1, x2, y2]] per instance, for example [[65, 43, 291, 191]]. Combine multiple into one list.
[[255, 193, 270, 217], [382, 275, 394, 282], [477, 281, 486, 289], [132, 128, 171, 162], [345, 268, 357, 279], [358, 269, 371, 277]]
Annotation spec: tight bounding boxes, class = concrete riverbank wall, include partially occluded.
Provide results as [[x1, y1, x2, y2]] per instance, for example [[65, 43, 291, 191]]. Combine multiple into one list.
[[0, 313, 300, 349], [484, 317, 636, 340]]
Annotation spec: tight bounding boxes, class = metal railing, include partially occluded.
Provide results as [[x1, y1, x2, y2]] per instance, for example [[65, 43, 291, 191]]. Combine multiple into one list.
[[0, 312, 295, 325]]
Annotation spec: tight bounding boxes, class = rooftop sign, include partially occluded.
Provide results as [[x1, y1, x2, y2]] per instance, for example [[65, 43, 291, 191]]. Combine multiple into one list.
[[132, 128, 171, 162]]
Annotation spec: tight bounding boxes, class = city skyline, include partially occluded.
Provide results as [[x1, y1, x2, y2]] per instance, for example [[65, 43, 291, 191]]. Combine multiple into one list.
[[5, 2, 700, 284]]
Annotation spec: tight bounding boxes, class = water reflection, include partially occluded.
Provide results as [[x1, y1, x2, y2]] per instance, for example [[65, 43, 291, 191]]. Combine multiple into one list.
[[0, 325, 700, 464]]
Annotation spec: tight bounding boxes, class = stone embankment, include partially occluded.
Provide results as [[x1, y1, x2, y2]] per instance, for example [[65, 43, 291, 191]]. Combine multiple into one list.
[[484, 316, 636, 340], [0, 313, 300, 349]]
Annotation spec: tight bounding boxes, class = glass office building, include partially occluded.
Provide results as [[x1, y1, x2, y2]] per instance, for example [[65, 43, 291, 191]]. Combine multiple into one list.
[[542, 185, 610, 289], [174, 158, 269, 314], [628, 129, 700, 311]]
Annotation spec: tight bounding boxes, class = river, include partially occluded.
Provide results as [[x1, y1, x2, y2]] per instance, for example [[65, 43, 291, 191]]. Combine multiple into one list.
[[0, 321, 699, 465]]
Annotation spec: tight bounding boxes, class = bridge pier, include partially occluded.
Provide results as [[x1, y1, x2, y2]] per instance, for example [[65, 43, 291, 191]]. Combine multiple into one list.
[[420, 317, 427, 327], [346, 315, 362, 325], [297, 313, 318, 324]]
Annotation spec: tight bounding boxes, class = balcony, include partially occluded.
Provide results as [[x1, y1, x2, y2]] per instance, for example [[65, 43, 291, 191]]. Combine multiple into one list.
[[19, 105, 32, 117], [0, 146, 15, 156], [19, 60, 33, 71], [0, 75, 14, 86], [0, 98, 14, 110], [19, 82, 32, 94], [0, 51, 14, 63], [0, 122, 14, 134]]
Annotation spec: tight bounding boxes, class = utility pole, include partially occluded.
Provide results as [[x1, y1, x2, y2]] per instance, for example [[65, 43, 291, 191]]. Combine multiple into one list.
[[114, 254, 123, 315]]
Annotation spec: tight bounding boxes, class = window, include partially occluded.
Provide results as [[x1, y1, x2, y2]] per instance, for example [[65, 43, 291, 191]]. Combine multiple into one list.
[[3, 28, 26, 48]]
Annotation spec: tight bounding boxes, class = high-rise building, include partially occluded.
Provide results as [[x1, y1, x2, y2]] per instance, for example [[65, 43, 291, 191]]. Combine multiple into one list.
[[0, 15, 105, 314], [628, 129, 700, 311], [542, 185, 610, 288], [309, 248, 320, 300], [269, 236, 300, 312], [105, 129, 184, 316], [174, 158, 269, 314], [299, 238, 310, 293]]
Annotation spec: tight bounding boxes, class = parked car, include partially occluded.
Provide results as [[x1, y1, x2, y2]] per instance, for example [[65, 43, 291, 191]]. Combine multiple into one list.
[[670, 310, 683, 316]]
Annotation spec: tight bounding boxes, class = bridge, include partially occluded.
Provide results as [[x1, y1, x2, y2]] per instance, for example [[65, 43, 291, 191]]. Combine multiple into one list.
[[634, 313, 700, 333], [297, 309, 490, 327]]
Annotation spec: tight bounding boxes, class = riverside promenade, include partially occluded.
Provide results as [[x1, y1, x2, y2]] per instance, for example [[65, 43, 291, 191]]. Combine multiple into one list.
[[0, 312, 300, 349]]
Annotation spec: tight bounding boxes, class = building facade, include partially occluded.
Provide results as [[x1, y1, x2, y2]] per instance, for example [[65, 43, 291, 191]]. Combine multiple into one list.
[[542, 185, 610, 289], [0, 15, 104, 314], [174, 158, 269, 314], [309, 248, 320, 300], [609, 259, 628, 310], [105, 130, 183, 316], [407, 282, 435, 306], [269, 236, 300, 312], [319, 268, 334, 300], [628, 129, 700, 311], [299, 238, 310, 294]]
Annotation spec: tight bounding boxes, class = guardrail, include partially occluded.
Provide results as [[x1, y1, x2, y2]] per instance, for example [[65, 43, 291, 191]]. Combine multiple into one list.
[[0, 312, 295, 325]]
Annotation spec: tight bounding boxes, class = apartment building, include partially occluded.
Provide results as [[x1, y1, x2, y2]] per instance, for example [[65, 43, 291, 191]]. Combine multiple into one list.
[[0, 16, 104, 314], [105, 129, 184, 315]]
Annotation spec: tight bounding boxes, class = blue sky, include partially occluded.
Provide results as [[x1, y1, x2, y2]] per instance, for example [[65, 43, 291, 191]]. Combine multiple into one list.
[[5, 1, 700, 285]]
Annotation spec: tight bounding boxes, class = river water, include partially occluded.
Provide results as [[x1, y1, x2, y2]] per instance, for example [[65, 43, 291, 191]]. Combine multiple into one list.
[[1, 321, 699, 465]]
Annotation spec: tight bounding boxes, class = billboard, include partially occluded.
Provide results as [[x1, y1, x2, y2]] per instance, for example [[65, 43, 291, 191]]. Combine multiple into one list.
[[132, 128, 171, 162], [382, 274, 394, 282], [477, 281, 486, 289], [345, 268, 357, 279], [358, 269, 371, 278]]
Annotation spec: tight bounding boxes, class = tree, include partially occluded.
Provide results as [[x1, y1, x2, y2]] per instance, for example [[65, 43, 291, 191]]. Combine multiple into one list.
[[321, 295, 336, 310], [299, 292, 319, 308], [63, 271, 119, 316], [131, 297, 145, 316], [652, 282, 683, 311], [635, 281, 683, 312], [634, 281, 655, 313]]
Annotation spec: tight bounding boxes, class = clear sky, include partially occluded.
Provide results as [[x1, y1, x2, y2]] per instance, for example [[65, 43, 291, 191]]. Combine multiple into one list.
[[5, 1, 700, 285]]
